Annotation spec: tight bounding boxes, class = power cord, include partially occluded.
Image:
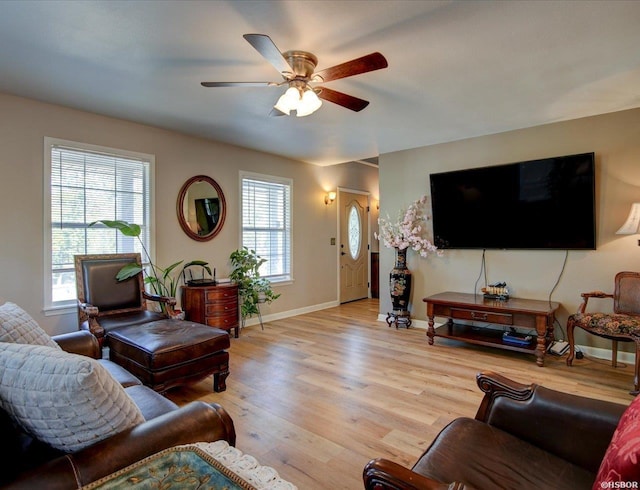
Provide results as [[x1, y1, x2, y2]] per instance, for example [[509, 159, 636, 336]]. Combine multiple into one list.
[[474, 249, 487, 298], [549, 250, 568, 341]]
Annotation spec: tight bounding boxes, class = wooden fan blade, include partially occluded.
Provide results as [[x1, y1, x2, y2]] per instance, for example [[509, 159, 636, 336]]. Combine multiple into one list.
[[313, 52, 387, 83], [316, 87, 370, 112], [201, 81, 275, 87], [243, 34, 293, 75]]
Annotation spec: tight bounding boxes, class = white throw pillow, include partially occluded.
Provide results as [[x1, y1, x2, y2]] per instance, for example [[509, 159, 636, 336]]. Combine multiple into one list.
[[0, 342, 145, 452], [0, 302, 59, 348]]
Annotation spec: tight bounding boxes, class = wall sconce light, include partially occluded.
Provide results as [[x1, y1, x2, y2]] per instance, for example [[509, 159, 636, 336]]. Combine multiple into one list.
[[324, 191, 336, 205], [617, 202, 640, 245]]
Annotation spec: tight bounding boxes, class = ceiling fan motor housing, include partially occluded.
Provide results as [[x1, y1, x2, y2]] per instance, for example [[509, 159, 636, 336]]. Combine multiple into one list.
[[282, 50, 318, 80]]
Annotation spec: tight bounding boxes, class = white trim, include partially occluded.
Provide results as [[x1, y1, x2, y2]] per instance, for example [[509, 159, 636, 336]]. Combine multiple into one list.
[[336, 187, 371, 303], [238, 170, 293, 282], [241, 300, 340, 328], [579, 345, 635, 364], [44, 305, 77, 317], [43, 137, 155, 314], [353, 159, 379, 169]]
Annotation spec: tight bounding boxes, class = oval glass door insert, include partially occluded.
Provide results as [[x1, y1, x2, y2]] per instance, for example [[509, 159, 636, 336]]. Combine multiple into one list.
[[348, 204, 361, 259]]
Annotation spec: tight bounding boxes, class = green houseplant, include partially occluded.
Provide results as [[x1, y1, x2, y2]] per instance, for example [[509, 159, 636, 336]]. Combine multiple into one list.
[[89, 220, 210, 315], [229, 247, 280, 326]]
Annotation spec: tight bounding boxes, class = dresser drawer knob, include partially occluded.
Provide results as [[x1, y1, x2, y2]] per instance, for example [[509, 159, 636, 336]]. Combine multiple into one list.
[[471, 311, 488, 321]]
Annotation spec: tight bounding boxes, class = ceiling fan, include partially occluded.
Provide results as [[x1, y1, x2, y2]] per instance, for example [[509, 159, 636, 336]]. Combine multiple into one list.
[[201, 34, 388, 117]]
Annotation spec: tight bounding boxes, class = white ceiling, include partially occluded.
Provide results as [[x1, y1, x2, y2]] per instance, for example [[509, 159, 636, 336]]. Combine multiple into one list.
[[1, 0, 639, 166]]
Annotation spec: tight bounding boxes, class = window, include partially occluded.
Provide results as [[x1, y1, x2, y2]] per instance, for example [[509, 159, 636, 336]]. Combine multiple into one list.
[[348, 204, 361, 260], [240, 172, 292, 282], [44, 137, 154, 312]]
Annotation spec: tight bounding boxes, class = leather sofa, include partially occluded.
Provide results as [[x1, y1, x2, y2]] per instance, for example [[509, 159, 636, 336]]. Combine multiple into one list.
[[363, 371, 628, 490], [1, 330, 236, 489]]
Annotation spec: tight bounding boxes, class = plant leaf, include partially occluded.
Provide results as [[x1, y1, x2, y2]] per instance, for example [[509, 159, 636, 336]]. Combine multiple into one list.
[[162, 260, 184, 278], [115, 263, 143, 281], [89, 220, 141, 237]]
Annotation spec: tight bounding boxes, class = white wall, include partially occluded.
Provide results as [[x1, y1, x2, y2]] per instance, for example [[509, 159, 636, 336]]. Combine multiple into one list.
[[0, 92, 378, 335], [378, 108, 640, 352]]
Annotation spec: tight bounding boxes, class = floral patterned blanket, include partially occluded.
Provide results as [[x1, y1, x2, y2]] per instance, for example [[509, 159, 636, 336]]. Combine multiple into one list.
[[82, 441, 297, 490]]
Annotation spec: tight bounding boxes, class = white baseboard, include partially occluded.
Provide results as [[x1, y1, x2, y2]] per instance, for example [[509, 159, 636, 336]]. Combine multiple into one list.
[[375, 314, 635, 364], [242, 300, 340, 328], [577, 345, 635, 364]]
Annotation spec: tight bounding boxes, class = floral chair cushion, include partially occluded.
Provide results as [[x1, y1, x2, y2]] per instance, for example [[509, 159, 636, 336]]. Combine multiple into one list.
[[569, 312, 640, 338]]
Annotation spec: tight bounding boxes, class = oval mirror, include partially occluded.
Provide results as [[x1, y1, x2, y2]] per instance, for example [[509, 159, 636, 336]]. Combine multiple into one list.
[[176, 175, 226, 241]]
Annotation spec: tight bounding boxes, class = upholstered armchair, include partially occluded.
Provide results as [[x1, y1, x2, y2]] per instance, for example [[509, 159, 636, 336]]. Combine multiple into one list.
[[566, 271, 640, 394], [75, 253, 175, 347]]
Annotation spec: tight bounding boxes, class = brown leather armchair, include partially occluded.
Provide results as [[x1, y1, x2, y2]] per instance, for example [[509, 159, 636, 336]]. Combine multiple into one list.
[[363, 371, 626, 490], [75, 253, 175, 347], [1, 330, 236, 489]]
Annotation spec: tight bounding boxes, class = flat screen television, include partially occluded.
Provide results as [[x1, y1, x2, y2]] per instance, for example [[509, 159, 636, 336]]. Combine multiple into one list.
[[429, 152, 596, 250]]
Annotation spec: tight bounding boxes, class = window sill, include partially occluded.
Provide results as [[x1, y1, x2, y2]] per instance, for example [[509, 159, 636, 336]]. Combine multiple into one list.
[[43, 304, 76, 317], [270, 278, 293, 287]]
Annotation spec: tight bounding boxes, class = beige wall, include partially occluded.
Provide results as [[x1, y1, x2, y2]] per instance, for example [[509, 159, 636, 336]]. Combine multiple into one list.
[[378, 108, 640, 353], [0, 92, 378, 336]]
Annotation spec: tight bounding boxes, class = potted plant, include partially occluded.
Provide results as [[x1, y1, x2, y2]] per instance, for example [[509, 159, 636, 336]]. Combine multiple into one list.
[[89, 220, 210, 317], [229, 247, 280, 327]]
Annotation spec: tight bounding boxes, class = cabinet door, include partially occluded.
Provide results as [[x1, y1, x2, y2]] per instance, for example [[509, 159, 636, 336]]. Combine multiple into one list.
[[182, 287, 205, 323]]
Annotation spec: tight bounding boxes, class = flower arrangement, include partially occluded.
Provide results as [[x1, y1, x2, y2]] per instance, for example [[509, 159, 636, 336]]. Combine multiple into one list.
[[375, 195, 442, 258]]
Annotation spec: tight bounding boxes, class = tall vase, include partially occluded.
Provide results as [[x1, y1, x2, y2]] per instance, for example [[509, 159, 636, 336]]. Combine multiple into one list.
[[387, 247, 413, 328]]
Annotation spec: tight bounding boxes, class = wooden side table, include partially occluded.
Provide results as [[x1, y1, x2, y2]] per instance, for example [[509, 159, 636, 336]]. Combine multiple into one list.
[[181, 283, 240, 338], [423, 291, 559, 366]]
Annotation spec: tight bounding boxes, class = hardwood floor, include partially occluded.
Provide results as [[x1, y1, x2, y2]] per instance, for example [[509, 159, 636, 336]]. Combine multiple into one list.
[[166, 299, 632, 489]]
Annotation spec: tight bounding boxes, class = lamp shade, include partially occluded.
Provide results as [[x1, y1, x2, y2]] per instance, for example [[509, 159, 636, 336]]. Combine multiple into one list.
[[616, 203, 640, 235], [296, 89, 322, 117], [274, 87, 300, 115]]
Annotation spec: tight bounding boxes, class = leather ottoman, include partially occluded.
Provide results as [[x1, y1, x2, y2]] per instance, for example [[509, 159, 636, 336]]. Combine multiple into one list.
[[107, 319, 230, 393]]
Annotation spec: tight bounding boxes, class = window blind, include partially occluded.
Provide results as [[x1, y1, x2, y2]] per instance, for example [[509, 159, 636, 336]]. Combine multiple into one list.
[[49, 143, 151, 304], [241, 176, 291, 281]]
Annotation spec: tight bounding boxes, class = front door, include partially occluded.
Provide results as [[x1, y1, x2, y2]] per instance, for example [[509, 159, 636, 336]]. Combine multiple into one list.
[[339, 190, 369, 303]]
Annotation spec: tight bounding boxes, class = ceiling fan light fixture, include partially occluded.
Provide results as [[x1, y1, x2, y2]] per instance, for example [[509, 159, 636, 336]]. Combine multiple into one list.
[[296, 89, 322, 117], [202, 35, 388, 115], [274, 86, 300, 115]]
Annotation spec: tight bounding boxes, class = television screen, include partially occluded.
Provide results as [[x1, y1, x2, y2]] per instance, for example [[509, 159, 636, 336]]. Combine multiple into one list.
[[195, 197, 220, 236], [429, 152, 596, 250]]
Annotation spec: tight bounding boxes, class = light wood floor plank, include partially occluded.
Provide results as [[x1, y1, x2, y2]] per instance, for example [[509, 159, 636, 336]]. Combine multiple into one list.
[[166, 299, 633, 489]]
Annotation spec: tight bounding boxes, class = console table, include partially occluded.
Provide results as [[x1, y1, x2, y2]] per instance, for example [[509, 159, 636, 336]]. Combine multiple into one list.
[[182, 283, 240, 338], [423, 292, 559, 366]]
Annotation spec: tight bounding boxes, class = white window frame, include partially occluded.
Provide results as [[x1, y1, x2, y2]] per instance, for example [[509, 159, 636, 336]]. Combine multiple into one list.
[[239, 171, 293, 284], [43, 137, 155, 315]]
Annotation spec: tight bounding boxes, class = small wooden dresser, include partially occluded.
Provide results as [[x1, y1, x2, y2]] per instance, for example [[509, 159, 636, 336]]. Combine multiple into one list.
[[181, 283, 240, 338]]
